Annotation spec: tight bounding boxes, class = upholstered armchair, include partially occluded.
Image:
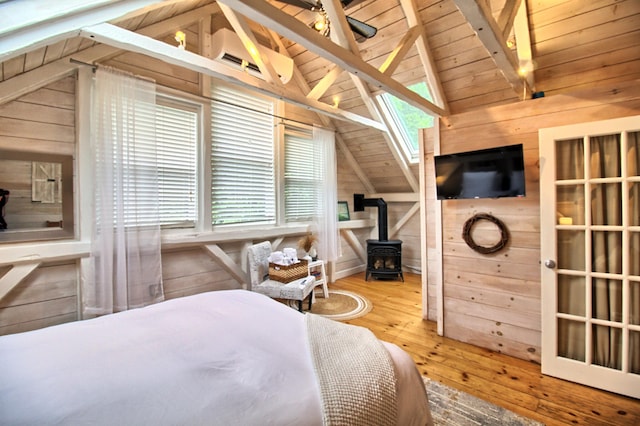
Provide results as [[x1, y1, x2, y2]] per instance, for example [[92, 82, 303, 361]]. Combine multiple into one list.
[[247, 241, 315, 312]]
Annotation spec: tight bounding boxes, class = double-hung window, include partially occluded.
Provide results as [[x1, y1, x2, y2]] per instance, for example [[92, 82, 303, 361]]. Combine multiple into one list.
[[210, 84, 276, 226], [155, 97, 198, 228], [105, 94, 198, 228], [284, 127, 323, 222]]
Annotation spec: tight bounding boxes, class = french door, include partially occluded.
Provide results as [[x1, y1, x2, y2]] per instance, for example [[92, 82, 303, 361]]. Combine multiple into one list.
[[539, 115, 640, 398]]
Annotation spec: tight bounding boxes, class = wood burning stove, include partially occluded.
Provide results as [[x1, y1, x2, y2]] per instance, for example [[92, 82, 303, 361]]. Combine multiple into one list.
[[366, 239, 403, 281], [354, 194, 404, 281]]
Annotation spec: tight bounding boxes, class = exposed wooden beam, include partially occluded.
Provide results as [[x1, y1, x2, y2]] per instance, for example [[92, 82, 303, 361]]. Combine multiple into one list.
[[340, 229, 367, 262], [0, 263, 41, 303], [0, 0, 168, 63], [379, 25, 421, 76], [399, 0, 449, 113], [0, 3, 221, 105], [217, 0, 447, 117], [453, 0, 532, 98], [79, 23, 386, 131], [388, 202, 420, 239], [323, 0, 359, 55], [498, 0, 522, 38], [0, 241, 90, 268], [203, 244, 246, 285], [513, 1, 535, 91], [307, 65, 343, 101]]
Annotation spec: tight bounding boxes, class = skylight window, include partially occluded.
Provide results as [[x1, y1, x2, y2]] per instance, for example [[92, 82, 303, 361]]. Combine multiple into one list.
[[378, 81, 435, 163]]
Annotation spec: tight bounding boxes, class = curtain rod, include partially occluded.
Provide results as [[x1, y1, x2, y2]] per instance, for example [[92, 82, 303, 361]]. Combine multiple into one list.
[[69, 58, 336, 132]]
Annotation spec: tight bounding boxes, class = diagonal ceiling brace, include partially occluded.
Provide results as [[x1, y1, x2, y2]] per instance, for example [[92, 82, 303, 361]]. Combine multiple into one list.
[[216, 0, 446, 117]]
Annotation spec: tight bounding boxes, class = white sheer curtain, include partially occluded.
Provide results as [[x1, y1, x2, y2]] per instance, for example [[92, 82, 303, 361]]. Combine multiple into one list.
[[314, 125, 339, 262], [84, 67, 164, 315]]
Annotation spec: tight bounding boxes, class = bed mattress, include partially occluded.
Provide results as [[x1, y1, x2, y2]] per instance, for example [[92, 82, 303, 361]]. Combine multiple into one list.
[[0, 289, 431, 425]]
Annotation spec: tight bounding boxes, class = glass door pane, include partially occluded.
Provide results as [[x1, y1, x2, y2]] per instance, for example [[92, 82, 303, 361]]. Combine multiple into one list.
[[558, 318, 585, 362], [592, 278, 622, 322], [590, 134, 621, 178], [557, 185, 584, 225], [592, 325, 622, 370], [558, 275, 585, 316], [557, 230, 585, 270]]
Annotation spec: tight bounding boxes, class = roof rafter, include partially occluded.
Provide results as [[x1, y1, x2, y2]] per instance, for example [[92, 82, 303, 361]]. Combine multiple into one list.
[[0, 3, 220, 105], [78, 23, 386, 131], [0, 0, 168, 63], [217, 0, 447, 117]]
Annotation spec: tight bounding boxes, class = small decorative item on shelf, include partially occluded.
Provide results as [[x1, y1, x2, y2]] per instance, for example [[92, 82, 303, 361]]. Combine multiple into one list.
[[298, 232, 318, 260]]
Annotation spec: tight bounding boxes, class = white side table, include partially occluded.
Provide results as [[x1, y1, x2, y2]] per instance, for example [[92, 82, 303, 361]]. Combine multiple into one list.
[[307, 259, 328, 299]]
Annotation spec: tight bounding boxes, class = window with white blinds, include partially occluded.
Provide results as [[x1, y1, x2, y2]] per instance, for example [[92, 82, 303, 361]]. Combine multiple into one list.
[[155, 99, 198, 227], [211, 84, 276, 225], [285, 127, 323, 222], [110, 97, 198, 228]]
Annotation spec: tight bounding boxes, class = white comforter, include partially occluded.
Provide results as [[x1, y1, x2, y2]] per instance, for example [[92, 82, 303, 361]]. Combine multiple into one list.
[[0, 290, 431, 425]]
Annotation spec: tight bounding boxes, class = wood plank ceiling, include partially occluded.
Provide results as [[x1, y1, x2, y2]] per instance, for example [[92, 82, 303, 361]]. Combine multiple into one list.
[[0, 0, 638, 194]]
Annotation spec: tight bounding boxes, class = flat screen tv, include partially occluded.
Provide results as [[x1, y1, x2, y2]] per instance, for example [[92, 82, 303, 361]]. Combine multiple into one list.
[[434, 144, 526, 200]]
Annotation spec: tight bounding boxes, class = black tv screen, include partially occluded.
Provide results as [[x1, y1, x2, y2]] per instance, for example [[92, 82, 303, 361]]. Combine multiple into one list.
[[435, 144, 526, 200]]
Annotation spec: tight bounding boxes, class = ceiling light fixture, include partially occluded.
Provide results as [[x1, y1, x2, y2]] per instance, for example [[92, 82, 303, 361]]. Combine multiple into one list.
[[310, 7, 330, 37]]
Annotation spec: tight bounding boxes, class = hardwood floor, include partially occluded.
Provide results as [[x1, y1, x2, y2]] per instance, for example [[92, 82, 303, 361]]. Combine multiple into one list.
[[331, 272, 640, 426]]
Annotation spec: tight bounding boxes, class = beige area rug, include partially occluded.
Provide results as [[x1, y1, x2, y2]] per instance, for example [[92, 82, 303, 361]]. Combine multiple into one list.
[[424, 377, 543, 426], [287, 289, 373, 321]]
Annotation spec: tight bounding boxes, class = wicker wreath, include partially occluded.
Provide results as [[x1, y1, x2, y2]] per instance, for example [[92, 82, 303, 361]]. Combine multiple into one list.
[[462, 213, 509, 254]]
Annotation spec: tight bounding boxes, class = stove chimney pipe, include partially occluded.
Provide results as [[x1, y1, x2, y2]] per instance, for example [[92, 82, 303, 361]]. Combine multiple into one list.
[[353, 193, 388, 241]]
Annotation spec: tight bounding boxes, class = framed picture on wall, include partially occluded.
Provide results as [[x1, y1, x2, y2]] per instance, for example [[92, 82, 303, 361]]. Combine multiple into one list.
[[337, 201, 350, 221]]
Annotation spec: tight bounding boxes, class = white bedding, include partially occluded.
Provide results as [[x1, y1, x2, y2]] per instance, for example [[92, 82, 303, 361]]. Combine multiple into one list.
[[0, 290, 432, 425]]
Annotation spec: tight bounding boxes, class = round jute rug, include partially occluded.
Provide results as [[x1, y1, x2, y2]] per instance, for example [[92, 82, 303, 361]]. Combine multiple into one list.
[[288, 289, 372, 321]]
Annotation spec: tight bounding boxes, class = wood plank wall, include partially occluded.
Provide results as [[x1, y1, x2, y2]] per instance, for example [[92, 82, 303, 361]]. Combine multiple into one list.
[[0, 48, 384, 335], [429, 79, 640, 362], [0, 77, 74, 230], [530, 0, 640, 97], [0, 77, 78, 334]]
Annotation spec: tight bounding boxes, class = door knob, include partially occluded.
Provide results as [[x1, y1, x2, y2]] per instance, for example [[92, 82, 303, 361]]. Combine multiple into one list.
[[544, 259, 556, 269]]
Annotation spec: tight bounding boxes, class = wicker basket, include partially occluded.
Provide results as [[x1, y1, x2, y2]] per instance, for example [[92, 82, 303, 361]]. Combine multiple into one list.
[[269, 259, 308, 283]]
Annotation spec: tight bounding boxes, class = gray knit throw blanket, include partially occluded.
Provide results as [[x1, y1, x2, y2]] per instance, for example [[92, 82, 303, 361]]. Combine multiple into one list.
[[305, 313, 398, 426]]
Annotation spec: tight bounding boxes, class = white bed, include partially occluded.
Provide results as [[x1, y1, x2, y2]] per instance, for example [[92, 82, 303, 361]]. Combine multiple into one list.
[[0, 289, 432, 425]]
